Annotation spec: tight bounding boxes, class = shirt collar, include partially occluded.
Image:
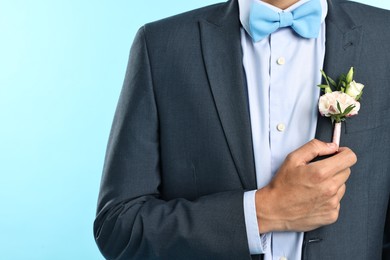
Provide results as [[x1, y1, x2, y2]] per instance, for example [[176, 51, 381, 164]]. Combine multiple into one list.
[[238, 0, 328, 34]]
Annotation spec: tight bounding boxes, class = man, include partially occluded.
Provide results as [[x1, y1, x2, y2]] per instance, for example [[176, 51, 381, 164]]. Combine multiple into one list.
[[94, 0, 390, 259]]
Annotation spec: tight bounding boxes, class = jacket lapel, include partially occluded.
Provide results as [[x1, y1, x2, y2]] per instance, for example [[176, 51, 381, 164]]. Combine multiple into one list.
[[305, 0, 364, 254], [315, 0, 363, 143], [199, 0, 257, 190], [197, 0, 364, 190]]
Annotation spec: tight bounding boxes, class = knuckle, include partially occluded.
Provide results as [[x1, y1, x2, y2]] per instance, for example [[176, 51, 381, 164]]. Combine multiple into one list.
[[313, 168, 328, 183], [310, 138, 321, 146], [339, 184, 347, 194], [317, 168, 328, 178], [328, 210, 339, 224], [310, 139, 322, 150], [350, 151, 358, 164], [328, 197, 339, 209], [340, 169, 351, 182], [344, 148, 358, 164], [322, 183, 338, 197], [337, 187, 346, 200], [285, 153, 297, 164], [311, 173, 324, 184]]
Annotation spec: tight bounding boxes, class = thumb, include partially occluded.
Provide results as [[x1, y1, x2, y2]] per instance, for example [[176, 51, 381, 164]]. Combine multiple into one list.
[[291, 139, 338, 165]]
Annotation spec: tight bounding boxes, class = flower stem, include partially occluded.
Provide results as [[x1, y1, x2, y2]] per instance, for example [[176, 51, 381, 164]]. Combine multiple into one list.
[[332, 122, 342, 147]]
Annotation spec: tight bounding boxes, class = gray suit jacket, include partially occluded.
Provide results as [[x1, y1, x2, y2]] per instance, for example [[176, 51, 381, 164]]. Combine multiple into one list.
[[94, 0, 390, 259]]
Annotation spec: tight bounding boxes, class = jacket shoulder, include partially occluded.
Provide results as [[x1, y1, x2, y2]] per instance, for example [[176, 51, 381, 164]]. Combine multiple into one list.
[[143, 2, 227, 37], [338, 1, 390, 26]]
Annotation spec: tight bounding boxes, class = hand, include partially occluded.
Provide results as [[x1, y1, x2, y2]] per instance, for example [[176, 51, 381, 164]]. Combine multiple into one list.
[[255, 139, 357, 233]]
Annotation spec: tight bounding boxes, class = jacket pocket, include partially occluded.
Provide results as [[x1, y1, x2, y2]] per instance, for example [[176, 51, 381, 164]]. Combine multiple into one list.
[[345, 106, 390, 134]]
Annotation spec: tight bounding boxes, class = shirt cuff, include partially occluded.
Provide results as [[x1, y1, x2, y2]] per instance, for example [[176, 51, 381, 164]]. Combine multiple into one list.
[[243, 190, 269, 254]]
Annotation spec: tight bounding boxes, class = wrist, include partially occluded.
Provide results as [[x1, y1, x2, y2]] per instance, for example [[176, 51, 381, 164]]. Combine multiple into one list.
[[255, 187, 288, 233]]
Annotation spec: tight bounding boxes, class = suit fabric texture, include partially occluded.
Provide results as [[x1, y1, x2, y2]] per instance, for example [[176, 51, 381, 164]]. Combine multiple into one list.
[[94, 0, 390, 259]]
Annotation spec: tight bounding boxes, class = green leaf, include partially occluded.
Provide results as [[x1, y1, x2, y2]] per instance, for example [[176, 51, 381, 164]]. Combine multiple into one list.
[[342, 105, 356, 116], [346, 67, 354, 83], [337, 101, 342, 114], [320, 70, 330, 87], [317, 84, 329, 89], [337, 75, 346, 91], [326, 87, 333, 93], [355, 91, 363, 101], [328, 76, 337, 87]]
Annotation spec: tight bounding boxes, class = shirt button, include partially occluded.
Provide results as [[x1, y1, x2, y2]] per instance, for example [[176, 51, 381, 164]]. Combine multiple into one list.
[[276, 123, 286, 132], [277, 57, 286, 65], [280, 257, 288, 260]]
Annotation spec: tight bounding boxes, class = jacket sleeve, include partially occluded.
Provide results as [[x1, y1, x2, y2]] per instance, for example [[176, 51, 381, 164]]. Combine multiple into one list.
[[93, 27, 251, 260]]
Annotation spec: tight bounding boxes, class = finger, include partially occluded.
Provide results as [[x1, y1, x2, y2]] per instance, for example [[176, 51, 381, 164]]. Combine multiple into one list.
[[289, 139, 338, 165], [336, 184, 347, 202], [312, 147, 357, 176], [332, 168, 351, 187], [338, 147, 358, 163]]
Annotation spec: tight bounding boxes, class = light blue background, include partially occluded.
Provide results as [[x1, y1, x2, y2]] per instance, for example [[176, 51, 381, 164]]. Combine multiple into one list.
[[0, 0, 388, 259]]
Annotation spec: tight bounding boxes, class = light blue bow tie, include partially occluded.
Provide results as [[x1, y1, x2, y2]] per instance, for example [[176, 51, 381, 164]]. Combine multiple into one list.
[[249, 0, 322, 42]]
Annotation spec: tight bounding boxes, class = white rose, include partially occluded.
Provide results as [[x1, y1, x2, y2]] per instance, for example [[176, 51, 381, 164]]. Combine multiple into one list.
[[318, 91, 360, 117], [345, 80, 364, 100]]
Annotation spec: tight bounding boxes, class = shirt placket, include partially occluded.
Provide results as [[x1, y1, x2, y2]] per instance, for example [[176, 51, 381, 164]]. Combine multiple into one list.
[[269, 28, 295, 260]]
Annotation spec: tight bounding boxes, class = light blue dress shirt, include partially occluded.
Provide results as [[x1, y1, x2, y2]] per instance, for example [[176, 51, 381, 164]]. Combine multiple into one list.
[[238, 0, 328, 259]]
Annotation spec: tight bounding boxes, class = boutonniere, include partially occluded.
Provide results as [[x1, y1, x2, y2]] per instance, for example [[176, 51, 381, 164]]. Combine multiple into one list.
[[318, 67, 364, 146]]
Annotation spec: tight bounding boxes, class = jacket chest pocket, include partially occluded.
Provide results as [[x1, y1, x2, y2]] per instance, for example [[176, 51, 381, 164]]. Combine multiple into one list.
[[345, 106, 390, 134]]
